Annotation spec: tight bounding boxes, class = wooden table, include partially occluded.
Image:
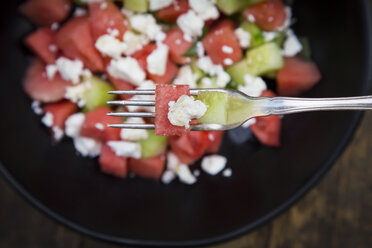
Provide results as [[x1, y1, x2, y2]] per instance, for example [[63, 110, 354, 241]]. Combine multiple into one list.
[[1, 109, 372, 247]]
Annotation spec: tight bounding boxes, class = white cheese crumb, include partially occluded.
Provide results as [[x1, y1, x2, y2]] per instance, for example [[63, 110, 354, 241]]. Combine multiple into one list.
[[196, 41, 205, 57], [52, 126, 64, 141], [95, 34, 126, 58], [242, 118, 256, 128], [197, 56, 231, 87], [201, 155, 227, 175], [73, 136, 102, 158], [282, 29, 303, 57], [74, 7, 87, 17], [277, 6, 292, 31], [168, 95, 207, 128], [161, 170, 176, 184], [41, 112, 53, 127], [64, 80, 92, 105], [50, 22, 59, 31], [107, 141, 142, 159], [122, 30, 150, 56], [262, 31, 277, 42], [31, 101, 43, 115], [222, 168, 232, 177], [100, 1, 107, 9], [129, 14, 162, 40], [238, 74, 267, 97], [247, 13, 256, 23], [95, 123, 104, 130], [183, 33, 193, 42], [222, 45, 233, 54], [107, 57, 146, 86], [208, 133, 215, 141], [120, 118, 149, 141], [65, 113, 85, 138], [45, 64, 58, 80], [48, 44, 58, 53], [147, 43, 169, 76], [224, 58, 233, 66], [149, 0, 174, 11], [173, 65, 198, 88], [235, 28, 251, 49], [107, 28, 119, 37], [189, 0, 219, 21], [178, 165, 197, 184], [177, 10, 204, 38], [55, 57, 84, 84], [193, 169, 200, 177], [121, 8, 133, 17]]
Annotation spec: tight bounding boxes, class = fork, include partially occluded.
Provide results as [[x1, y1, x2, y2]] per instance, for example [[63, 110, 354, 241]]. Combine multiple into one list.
[[106, 88, 372, 131]]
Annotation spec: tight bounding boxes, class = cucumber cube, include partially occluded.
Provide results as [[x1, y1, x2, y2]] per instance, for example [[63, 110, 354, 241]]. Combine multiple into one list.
[[226, 59, 251, 86], [82, 77, 116, 112], [196, 91, 228, 124], [216, 0, 263, 15], [140, 130, 168, 159], [123, 0, 149, 13], [240, 21, 265, 48]]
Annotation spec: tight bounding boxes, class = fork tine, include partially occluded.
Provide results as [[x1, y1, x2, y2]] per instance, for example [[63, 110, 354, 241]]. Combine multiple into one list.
[[107, 100, 155, 106], [108, 90, 155, 95], [108, 123, 155, 129], [107, 112, 155, 118]]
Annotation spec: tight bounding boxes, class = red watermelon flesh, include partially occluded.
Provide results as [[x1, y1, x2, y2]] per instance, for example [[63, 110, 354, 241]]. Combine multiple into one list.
[[128, 156, 165, 180], [148, 59, 179, 84], [205, 131, 225, 153], [156, 0, 190, 23], [155, 84, 190, 136], [25, 27, 58, 64], [20, 0, 72, 26], [99, 144, 128, 179], [81, 107, 122, 141], [163, 28, 193, 64], [55, 17, 105, 72], [23, 59, 71, 103], [108, 74, 136, 100], [89, 0, 128, 41]]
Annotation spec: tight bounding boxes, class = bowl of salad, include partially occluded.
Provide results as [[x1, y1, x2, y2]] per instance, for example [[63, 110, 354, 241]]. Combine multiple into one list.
[[0, 0, 371, 246]]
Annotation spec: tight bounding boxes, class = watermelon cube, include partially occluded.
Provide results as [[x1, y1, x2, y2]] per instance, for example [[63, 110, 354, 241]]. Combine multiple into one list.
[[128, 156, 165, 180], [43, 100, 78, 129], [20, 0, 72, 26], [81, 107, 122, 141], [55, 17, 105, 72], [155, 84, 190, 136], [205, 131, 225, 153], [23, 59, 71, 103], [25, 28, 58, 64], [156, 0, 190, 23], [99, 144, 128, 179], [148, 59, 179, 84], [107, 74, 136, 100], [163, 28, 193, 64], [89, 0, 128, 41]]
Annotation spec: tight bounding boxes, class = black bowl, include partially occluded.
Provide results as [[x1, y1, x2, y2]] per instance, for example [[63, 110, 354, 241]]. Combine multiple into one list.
[[0, 0, 371, 247]]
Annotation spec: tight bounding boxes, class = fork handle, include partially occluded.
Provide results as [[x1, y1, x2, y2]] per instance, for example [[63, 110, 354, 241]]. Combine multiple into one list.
[[265, 95, 372, 115]]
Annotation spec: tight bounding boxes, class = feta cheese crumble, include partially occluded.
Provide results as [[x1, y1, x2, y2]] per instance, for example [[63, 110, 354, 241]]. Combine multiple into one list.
[[162, 152, 197, 185], [263, 31, 277, 42], [147, 43, 169, 76], [161, 170, 176, 184], [129, 14, 162, 40], [45, 64, 58, 80], [31, 101, 43, 115], [168, 95, 207, 128], [177, 10, 204, 38], [222, 45, 233, 54], [55, 57, 84, 84], [149, 0, 174, 11], [64, 80, 92, 106], [235, 28, 251, 49], [95, 123, 104, 130], [65, 113, 85, 138], [224, 58, 233, 66], [238, 74, 267, 97], [196, 41, 205, 57], [197, 56, 231, 87], [201, 155, 227, 175], [107, 57, 146, 86], [107, 141, 141, 159], [120, 118, 149, 141], [173, 65, 198, 88], [74, 137, 102, 158], [282, 29, 303, 57], [122, 31, 150, 56], [189, 0, 219, 21], [41, 112, 53, 127], [222, 168, 232, 177], [52, 126, 64, 141], [95, 34, 126, 58], [178, 165, 197, 184]]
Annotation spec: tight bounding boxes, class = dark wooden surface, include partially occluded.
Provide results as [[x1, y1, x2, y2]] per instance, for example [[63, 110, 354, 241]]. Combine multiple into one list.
[[1, 109, 372, 248]]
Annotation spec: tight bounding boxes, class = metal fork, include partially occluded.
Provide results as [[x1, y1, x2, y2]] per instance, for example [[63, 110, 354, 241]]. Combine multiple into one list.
[[106, 88, 372, 131]]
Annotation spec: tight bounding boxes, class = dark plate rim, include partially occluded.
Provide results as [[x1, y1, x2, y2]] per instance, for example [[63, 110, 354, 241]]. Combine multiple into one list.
[[1, 0, 372, 247]]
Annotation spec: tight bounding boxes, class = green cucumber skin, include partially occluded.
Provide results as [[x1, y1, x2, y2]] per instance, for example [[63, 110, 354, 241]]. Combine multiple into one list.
[[140, 130, 168, 159], [82, 77, 116, 112], [123, 0, 149, 13], [226, 59, 251, 86], [216, 0, 263, 15]]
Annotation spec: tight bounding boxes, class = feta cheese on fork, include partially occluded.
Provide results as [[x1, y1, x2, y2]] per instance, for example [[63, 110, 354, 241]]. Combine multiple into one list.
[[168, 95, 207, 129]]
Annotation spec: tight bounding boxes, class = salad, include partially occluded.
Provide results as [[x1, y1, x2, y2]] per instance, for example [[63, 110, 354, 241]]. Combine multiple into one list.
[[21, 0, 321, 185]]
